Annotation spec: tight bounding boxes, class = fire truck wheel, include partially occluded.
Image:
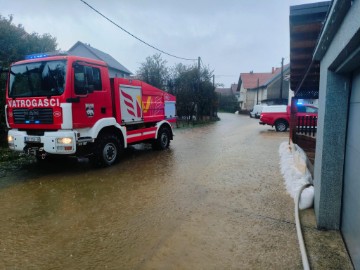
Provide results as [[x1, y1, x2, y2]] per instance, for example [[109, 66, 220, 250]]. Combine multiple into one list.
[[91, 134, 122, 167], [153, 127, 170, 150]]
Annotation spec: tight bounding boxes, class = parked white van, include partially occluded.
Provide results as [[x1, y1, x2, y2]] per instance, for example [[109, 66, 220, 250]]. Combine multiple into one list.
[[250, 104, 267, 118], [261, 105, 287, 113]]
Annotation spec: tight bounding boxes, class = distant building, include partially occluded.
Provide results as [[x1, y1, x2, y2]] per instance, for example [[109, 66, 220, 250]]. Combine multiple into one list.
[[215, 84, 238, 112], [260, 64, 290, 105], [68, 41, 132, 78], [230, 83, 239, 100], [237, 71, 273, 111], [215, 87, 232, 97], [236, 66, 290, 111]]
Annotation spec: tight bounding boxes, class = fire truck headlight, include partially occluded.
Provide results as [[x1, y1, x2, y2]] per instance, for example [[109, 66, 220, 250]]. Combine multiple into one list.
[[8, 135, 15, 149], [57, 137, 72, 144], [8, 135, 14, 143]]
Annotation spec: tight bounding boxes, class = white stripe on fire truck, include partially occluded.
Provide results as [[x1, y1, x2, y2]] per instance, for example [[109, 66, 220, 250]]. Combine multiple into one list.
[[127, 131, 156, 138]]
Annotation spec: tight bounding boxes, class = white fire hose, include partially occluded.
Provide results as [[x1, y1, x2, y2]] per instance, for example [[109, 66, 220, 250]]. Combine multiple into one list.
[[295, 183, 313, 270]]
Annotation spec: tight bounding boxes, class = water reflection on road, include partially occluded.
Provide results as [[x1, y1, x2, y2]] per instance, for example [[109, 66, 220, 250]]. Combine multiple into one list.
[[0, 113, 293, 269]]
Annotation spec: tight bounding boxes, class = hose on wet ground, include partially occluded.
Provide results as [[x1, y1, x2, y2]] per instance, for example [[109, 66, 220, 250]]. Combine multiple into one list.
[[295, 183, 313, 270]]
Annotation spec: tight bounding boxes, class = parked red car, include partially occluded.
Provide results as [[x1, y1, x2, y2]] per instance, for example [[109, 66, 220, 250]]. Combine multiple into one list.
[[259, 104, 318, 132]]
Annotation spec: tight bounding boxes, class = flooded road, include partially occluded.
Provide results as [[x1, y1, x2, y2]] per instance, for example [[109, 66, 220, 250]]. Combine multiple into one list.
[[0, 113, 334, 269]]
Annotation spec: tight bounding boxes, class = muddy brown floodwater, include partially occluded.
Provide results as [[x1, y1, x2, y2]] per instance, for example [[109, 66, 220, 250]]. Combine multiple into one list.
[[0, 113, 352, 270]]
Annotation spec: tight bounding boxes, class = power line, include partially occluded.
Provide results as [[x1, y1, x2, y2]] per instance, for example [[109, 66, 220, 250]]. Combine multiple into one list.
[[80, 0, 197, 61]]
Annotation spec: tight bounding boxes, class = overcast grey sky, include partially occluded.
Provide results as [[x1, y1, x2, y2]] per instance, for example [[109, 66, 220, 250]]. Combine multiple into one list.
[[1, 0, 326, 87]]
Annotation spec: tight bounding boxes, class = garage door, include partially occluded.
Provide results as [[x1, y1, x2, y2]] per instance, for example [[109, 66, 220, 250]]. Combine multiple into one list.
[[341, 68, 360, 268]]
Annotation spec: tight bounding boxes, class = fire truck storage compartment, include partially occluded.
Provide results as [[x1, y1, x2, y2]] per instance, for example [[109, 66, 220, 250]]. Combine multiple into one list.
[[119, 84, 143, 124], [165, 101, 176, 119]]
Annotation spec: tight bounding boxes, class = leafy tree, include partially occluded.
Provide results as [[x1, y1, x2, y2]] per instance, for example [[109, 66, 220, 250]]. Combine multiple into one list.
[[197, 67, 218, 119], [0, 15, 57, 67], [217, 93, 238, 113], [137, 53, 219, 124], [169, 63, 218, 123], [0, 14, 57, 145], [169, 63, 197, 122], [136, 53, 169, 89]]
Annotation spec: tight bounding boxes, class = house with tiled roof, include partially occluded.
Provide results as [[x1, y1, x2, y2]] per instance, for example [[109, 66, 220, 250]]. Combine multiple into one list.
[[253, 64, 290, 105], [237, 70, 274, 111], [68, 41, 132, 78], [236, 66, 290, 111]]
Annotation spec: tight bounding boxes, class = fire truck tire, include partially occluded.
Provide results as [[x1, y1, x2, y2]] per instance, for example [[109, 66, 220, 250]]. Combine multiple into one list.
[[275, 120, 288, 132], [90, 134, 122, 167], [153, 127, 170, 150]]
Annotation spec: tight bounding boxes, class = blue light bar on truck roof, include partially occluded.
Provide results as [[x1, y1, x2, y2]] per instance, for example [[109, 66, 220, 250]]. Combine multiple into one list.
[[25, 53, 49, 60], [24, 51, 68, 60]]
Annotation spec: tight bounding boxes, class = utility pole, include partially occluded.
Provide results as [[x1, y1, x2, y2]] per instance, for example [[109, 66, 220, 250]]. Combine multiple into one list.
[[257, 78, 259, 105], [212, 74, 215, 118], [197, 56, 201, 120], [280, 57, 284, 104], [198, 56, 201, 88]]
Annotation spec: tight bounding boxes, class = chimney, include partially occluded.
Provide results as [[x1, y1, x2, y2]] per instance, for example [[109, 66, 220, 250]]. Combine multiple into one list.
[[272, 67, 275, 73]]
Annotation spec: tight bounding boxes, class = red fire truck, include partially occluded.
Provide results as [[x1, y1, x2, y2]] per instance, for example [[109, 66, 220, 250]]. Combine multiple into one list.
[[4, 53, 176, 167]]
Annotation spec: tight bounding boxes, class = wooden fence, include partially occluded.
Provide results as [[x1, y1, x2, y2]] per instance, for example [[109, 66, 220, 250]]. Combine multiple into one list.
[[289, 99, 318, 165], [296, 116, 317, 136]]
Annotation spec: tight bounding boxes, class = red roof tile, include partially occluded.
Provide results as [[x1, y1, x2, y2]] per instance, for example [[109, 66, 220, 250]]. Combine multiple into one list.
[[240, 65, 290, 90], [240, 72, 274, 89]]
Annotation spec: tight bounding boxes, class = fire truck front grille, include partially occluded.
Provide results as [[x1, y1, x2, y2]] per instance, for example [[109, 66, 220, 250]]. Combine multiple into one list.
[[13, 108, 54, 124]]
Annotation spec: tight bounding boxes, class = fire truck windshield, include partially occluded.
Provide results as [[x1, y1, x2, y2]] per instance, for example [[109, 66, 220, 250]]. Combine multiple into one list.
[[9, 60, 66, 98]]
